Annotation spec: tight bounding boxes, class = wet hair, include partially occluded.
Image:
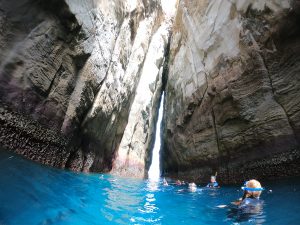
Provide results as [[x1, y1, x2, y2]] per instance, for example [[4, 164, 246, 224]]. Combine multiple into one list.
[[244, 179, 262, 199]]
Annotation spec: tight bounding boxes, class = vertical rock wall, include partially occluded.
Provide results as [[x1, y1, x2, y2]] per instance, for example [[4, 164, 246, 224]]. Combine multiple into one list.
[[1, 0, 300, 182], [0, 0, 175, 176], [111, 20, 172, 178], [164, 0, 300, 183], [0, 0, 82, 167]]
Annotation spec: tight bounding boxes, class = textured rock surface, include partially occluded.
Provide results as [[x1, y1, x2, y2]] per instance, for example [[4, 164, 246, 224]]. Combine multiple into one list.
[[111, 20, 172, 178], [1, 0, 300, 183], [0, 0, 81, 167], [0, 0, 174, 176], [0, 103, 70, 168], [164, 0, 300, 183]]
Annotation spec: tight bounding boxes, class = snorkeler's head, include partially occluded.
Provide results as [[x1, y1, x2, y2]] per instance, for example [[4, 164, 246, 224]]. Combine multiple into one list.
[[176, 180, 182, 185], [242, 179, 264, 198], [188, 183, 197, 192], [211, 176, 216, 182], [189, 182, 196, 187]]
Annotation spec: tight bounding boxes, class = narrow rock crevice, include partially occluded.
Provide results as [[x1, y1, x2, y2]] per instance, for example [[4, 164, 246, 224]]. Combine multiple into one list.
[[211, 106, 230, 182], [262, 52, 299, 146], [1, 0, 300, 184]]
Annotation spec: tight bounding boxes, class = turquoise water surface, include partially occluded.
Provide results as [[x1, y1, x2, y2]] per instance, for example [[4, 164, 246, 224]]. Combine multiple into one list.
[[0, 150, 300, 225]]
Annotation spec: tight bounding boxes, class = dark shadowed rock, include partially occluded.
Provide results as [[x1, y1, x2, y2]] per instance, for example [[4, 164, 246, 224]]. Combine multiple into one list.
[[0, 0, 176, 177], [0, 0, 299, 183]]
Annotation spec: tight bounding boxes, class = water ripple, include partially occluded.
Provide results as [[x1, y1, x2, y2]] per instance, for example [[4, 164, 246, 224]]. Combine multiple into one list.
[[0, 151, 300, 225]]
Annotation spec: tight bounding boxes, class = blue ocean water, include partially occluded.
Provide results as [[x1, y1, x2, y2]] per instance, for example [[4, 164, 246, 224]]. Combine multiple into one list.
[[0, 150, 300, 225]]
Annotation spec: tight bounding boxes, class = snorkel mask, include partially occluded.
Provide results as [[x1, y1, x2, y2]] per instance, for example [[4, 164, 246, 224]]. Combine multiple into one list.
[[241, 181, 265, 192]]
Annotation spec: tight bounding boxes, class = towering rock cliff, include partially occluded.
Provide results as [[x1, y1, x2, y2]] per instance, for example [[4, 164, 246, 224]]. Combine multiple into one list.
[[164, 0, 300, 183], [1, 0, 299, 183], [0, 0, 175, 176]]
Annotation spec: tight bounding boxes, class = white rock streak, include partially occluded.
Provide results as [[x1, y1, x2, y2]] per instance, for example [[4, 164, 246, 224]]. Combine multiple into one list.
[[112, 21, 171, 177], [148, 92, 165, 181], [111, 3, 176, 177]]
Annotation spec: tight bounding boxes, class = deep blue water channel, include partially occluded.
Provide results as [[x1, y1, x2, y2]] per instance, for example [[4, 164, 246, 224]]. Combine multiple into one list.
[[0, 150, 300, 225]]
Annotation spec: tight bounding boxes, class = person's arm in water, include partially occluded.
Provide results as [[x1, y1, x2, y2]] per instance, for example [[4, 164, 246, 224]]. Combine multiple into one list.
[[206, 183, 211, 188], [231, 191, 247, 205], [231, 199, 242, 206], [206, 182, 219, 188], [218, 192, 243, 208], [213, 182, 219, 188]]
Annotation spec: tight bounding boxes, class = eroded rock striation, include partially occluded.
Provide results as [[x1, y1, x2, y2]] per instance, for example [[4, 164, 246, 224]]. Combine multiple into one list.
[[1, 0, 299, 183], [0, 0, 175, 176], [164, 0, 300, 183]]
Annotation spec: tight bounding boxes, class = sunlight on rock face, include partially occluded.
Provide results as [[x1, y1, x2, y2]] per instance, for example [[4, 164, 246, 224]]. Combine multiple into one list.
[[148, 92, 165, 182], [161, 0, 177, 16]]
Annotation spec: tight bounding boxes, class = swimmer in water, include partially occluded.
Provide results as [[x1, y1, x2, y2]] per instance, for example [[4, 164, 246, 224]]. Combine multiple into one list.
[[188, 182, 197, 192], [206, 175, 220, 188], [217, 179, 264, 209], [225, 179, 265, 222], [163, 178, 169, 186], [232, 179, 264, 206], [175, 180, 182, 185]]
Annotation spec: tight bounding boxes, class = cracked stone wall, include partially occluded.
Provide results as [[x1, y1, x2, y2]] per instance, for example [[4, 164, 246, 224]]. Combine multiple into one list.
[[1, 0, 300, 183], [0, 0, 82, 168], [0, 0, 175, 176], [164, 0, 300, 183]]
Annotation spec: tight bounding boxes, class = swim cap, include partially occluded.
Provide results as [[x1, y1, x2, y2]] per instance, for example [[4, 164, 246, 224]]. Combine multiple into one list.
[[242, 180, 264, 196]]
